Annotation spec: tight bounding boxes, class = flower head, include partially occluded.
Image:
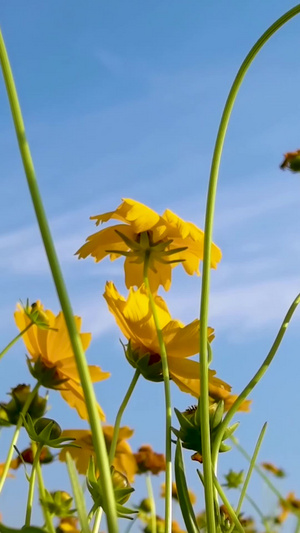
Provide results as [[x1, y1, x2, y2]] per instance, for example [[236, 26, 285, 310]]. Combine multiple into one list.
[[59, 426, 137, 482], [14, 301, 109, 421], [134, 445, 166, 475], [104, 282, 239, 404], [76, 199, 222, 291]]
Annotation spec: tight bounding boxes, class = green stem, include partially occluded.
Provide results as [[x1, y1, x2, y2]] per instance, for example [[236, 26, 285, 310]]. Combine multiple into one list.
[[143, 254, 172, 533], [209, 473, 244, 533], [0, 322, 33, 362], [92, 507, 103, 533], [230, 436, 284, 502], [146, 473, 157, 533], [0, 30, 118, 533], [199, 5, 300, 530], [0, 382, 40, 494], [35, 452, 56, 533], [109, 369, 140, 464], [25, 442, 43, 526], [229, 423, 267, 533], [294, 518, 300, 533], [212, 292, 300, 468], [243, 493, 271, 532], [212, 473, 244, 533]]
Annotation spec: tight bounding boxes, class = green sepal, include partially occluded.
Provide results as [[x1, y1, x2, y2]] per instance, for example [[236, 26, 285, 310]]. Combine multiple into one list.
[[222, 422, 239, 440], [210, 401, 224, 429]]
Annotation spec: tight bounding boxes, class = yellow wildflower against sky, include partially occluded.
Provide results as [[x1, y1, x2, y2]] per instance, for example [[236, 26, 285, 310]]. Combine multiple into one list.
[[14, 301, 109, 421], [77, 198, 221, 291]]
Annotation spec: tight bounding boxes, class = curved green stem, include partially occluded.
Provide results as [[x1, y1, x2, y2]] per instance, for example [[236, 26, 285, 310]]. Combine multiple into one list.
[[146, 473, 157, 533], [212, 292, 300, 467], [0, 382, 40, 494], [230, 436, 284, 502], [199, 7, 300, 529], [229, 423, 267, 533], [0, 322, 34, 362], [0, 30, 118, 533], [109, 369, 140, 464], [243, 493, 271, 532], [25, 442, 43, 526], [143, 254, 172, 533]]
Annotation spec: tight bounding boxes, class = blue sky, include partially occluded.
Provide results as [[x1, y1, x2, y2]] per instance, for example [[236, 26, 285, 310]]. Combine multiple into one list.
[[1, 1, 300, 530]]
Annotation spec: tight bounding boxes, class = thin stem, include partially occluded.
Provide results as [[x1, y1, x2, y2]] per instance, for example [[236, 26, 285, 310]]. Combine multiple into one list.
[[36, 457, 56, 533], [212, 473, 244, 533], [230, 436, 284, 502], [92, 507, 103, 533], [243, 493, 272, 533], [109, 369, 140, 464], [25, 442, 43, 526], [199, 5, 300, 530], [146, 473, 157, 533], [0, 322, 33, 362], [212, 292, 300, 468], [143, 254, 172, 533], [229, 423, 267, 533], [0, 31, 118, 533], [0, 382, 40, 494]]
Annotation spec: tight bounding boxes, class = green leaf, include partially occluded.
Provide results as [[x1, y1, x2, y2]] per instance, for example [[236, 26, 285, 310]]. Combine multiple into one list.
[[174, 440, 199, 533]]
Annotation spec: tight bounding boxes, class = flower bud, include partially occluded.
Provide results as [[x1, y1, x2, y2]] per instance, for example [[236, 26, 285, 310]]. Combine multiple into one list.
[[35, 418, 62, 440], [0, 385, 47, 425], [41, 490, 75, 518], [27, 357, 68, 390]]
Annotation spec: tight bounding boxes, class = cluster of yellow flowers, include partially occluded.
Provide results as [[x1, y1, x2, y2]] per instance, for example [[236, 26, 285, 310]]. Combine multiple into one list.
[[10, 198, 250, 492]]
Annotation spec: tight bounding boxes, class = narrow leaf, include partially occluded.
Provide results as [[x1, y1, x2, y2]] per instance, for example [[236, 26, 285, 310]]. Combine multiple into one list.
[[174, 440, 199, 533], [65, 452, 91, 533]]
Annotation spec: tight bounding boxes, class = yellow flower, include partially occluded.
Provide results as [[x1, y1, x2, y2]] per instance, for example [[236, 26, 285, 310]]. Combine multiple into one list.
[[261, 462, 285, 478], [57, 517, 80, 533], [161, 481, 196, 505], [277, 492, 300, 523], [14, 301, 109, 421], [59, 426, 137, 483], [103, 281, 235, 403], [76, 198, 222, 291], [134, 445, 166, 475]]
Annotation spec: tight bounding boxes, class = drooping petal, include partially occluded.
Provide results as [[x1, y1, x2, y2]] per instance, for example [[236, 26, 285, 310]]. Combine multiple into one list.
[[162, 319, 214, 358], [76, 224, 135, 262], [60, 380, 106, 421]]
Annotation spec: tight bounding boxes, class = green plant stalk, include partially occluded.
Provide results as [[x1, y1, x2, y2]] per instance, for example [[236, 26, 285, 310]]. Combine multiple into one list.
[[25, 442, 43, 526], [199, 5, 300, 530], [229, 422, 267, 533], [295, 519, 300, 533], [211, 473, 244, 533], [146, 472, 157, 533], [212, 292, 300, 468], [0, 322, 34, 362], [243, 493, 272, 533], [109, 369, 140, 464], [0, 30, 118, 533], [143, 254, 172, 533], [35, 450, 56, 533], [0, 382, 40, 494], [92, 507, 103, 533], [230, 436, 284, 502]]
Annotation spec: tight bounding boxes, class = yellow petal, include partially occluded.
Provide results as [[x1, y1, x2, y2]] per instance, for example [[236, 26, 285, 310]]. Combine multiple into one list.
[[162, 320, 214, 357], [60, 380, 106, 421], [76, 224, 135, 261]]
